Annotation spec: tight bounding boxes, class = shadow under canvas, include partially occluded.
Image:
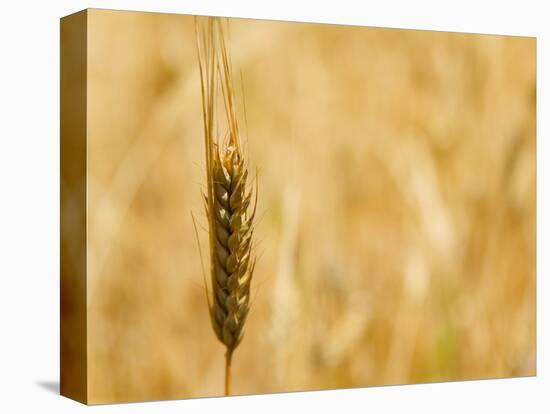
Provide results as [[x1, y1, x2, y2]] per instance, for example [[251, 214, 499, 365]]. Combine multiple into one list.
[[37, 381, 60, 395]]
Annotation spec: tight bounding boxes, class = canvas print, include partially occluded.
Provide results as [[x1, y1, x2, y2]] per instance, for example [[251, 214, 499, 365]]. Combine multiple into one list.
[[60, 9, 536, 405]]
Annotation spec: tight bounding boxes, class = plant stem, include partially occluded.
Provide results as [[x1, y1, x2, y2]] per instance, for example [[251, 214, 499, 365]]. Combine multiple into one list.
[[224, 349, 233, 396]]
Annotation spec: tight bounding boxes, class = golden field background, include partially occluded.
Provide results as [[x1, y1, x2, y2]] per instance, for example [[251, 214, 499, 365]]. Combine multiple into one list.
[[85, 9, 535, 403]]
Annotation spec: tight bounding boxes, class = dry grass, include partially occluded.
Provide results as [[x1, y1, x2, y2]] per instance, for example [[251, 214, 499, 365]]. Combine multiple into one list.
[[84, 9, 535, 403]]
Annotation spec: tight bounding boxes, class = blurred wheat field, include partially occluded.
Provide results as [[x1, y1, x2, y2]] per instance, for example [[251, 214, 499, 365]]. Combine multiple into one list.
[[84, 9, 535, 403]]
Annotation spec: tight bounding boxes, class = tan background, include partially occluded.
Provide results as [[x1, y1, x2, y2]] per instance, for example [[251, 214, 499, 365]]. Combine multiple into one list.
[[85, 9, 535, 403]]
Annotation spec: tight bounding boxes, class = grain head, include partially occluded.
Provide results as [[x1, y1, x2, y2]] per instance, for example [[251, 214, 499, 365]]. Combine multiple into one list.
[[195, 16, 257, 395]]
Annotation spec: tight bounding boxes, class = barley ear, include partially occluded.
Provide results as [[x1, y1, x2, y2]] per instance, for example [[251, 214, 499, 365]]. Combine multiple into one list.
[[196, 16, 257, 396]]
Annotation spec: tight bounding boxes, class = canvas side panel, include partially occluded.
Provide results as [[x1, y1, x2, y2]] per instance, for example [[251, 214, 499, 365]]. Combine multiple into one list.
[[60, 9, 88, 404]]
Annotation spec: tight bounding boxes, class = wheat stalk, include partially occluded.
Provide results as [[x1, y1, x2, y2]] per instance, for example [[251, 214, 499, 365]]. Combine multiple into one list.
[[195, 16, 257, 396]]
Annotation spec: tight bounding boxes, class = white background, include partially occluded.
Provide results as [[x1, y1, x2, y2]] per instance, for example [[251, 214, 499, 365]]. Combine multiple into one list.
[[0, 0, 547, 412]]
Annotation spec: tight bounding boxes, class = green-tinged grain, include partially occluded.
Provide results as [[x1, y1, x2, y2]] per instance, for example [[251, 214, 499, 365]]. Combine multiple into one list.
[[195, 16, 257, 396]]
